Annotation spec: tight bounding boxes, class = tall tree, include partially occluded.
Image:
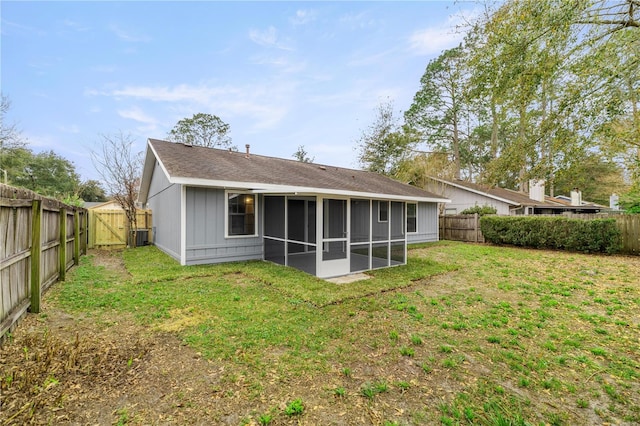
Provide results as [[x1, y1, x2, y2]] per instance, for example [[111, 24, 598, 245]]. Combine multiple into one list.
[[356, 100, 419, 176], [167, 113, 233, 149], [405, 46, 469, 179], [91, 132, 142, 247], [553, 152, 627, 205], [3, 148, 80, 197]]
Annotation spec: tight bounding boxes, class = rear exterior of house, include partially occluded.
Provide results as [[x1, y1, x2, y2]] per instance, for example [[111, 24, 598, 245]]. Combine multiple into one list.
[[139, 139, 447, 278]]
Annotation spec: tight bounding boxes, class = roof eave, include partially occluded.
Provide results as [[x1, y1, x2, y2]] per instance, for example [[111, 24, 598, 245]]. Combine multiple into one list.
[[170, 176, 450, 203], [428, 177, 518, 206], [138, 139, 173, 204]]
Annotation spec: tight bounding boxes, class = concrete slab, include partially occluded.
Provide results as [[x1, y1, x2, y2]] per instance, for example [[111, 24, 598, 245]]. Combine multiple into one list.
[[326, 273, 371, 284]]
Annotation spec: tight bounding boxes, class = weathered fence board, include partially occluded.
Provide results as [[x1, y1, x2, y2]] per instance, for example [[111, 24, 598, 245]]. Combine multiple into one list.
[[439, 214, 485, 243], [439, 212, 640, 255], [0, 184, 87, 340], [617, 214, 640, 255]]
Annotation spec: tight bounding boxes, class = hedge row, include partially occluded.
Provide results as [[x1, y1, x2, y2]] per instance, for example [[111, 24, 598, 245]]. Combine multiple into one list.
[[479, 216, 621, 254]]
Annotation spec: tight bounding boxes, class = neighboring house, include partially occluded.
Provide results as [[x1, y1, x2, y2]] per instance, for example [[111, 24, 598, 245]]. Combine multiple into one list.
[[425, 177, 606, 215], [84, 200, 121, 210], [138, 139, 449, 278]]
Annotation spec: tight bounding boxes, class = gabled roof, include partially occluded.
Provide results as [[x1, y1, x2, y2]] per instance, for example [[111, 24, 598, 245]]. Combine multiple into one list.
[[428, 177, 547, 207], [427, 177, 603, 211], [139, 139, 449, 203]]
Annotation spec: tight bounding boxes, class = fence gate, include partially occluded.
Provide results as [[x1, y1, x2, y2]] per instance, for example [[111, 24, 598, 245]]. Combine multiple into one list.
[[88, 209, 152, 249]]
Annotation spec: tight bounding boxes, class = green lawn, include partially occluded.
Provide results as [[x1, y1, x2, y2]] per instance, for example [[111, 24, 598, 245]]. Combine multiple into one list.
[[27, 243, 640, 424]]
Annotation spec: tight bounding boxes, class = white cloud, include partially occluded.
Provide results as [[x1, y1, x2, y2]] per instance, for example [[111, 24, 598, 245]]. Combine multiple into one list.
[[248, 26, 293, 50], [347, 48, 397, 67], [339, 11, 380, 30], [1, 19, 46, 36], [117, 106, 158, 125], [290, 9, 316, 26], [249, 54, 307, 73], [407, 9, 479, 56], [109, 23, 151, 42], [89, 81, 298, 131], [58, 124, 80, 134], [62, 19, 89, 32]]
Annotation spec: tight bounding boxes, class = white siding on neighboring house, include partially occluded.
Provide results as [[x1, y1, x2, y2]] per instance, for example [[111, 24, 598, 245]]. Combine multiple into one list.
[[440, 186, 512, 215]]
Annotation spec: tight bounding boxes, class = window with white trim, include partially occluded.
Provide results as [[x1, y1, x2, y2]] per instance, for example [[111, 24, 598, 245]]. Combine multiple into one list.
[[227, 192, 256, 236], [407, 203, 417, 233], [378, 201, 388, 222]]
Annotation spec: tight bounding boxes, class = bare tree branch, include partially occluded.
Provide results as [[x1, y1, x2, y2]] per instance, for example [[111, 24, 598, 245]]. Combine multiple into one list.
[[91, 131, 142, 247]]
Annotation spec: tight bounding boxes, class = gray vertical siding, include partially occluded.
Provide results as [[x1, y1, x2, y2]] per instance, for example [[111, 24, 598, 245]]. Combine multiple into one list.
[[408, 202, 439, 243], [146, 164, 181, 260], [185, 187, 263, 265]]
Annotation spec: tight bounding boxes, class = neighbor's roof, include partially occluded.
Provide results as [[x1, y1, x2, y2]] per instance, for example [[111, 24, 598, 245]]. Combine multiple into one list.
[[428, 177, 548, 207], [138, 139, 449, 203], [428, 177, 603, 210]]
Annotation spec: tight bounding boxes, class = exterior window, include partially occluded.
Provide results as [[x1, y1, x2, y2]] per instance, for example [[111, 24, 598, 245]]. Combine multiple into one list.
[[378, 201, 388, 222], [407, 203, 417, 233], [228, 193, 256, 236]]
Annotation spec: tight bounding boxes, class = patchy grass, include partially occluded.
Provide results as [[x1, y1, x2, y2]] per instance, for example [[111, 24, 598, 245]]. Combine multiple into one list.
[[2, 241, 639, 425]]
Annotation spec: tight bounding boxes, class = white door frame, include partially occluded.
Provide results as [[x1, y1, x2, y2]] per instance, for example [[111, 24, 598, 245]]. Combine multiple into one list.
[[316, 196, 350, 278]]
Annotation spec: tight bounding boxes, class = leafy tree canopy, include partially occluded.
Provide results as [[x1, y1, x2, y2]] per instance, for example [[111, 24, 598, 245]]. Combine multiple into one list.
[[4, 148, 81, 198], [167, 113, 233, 149], [78, 179, 107, 202], [356, 100, 420, 176]]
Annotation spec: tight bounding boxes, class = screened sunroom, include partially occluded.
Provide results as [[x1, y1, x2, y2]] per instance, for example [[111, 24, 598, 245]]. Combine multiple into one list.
[[262, 195, 408, 278], [139, 139, 447, 275]]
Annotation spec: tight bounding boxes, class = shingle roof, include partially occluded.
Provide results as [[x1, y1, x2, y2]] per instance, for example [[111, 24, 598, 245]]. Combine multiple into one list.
[[429, 177, 604, 210], [141, 139, 447, 202], [439, 179, 548, 206]]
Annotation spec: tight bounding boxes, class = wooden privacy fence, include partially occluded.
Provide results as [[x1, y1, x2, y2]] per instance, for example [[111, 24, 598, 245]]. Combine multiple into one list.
[[88, 209, 152, 249], [1, 184, 88, 339], [439, 214, 485, 243], [439, 213, 640, 254]]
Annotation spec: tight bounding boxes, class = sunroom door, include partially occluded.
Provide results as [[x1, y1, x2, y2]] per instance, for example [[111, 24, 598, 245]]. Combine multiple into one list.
[[318, 198, 349, 278]]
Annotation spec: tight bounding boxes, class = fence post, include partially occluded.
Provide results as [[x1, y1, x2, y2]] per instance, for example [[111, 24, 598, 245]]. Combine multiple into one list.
[[30, 199, 42, 313], [59, 207, 67, 281], [474, 213, 479, 243], [74, 209, 80, 265], [84, 210, 89, 253]]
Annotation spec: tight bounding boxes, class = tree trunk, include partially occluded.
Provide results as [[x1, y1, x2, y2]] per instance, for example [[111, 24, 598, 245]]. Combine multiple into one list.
[[490, 100, 499, 160], [518, 103, 527, 192]]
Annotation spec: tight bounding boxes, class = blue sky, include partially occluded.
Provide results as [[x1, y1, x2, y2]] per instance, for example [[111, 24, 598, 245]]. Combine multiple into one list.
[[2, 1, 476, 181]]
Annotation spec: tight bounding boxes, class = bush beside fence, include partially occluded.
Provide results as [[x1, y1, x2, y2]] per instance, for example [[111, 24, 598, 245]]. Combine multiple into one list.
[[480, 215, 621, 254]]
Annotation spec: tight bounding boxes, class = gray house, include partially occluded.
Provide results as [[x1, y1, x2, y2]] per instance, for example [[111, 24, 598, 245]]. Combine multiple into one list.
[[138, 139, 448, 278], [425, 177, 605, 215]]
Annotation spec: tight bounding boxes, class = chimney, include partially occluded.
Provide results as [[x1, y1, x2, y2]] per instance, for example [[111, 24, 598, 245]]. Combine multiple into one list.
[[570, 188, 582, 206], [529, 179, 545, 202], [245, 144, 250, 158], [610, 193, 619, 211]]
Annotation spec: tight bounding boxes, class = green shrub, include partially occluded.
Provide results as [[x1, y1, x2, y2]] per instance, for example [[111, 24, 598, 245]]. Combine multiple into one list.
[[460, 205, 498, 216], [480, 216, 621, 254]]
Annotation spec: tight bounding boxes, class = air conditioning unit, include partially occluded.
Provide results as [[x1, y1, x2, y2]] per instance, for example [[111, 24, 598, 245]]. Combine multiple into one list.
[[136, 229, 149, 247]]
